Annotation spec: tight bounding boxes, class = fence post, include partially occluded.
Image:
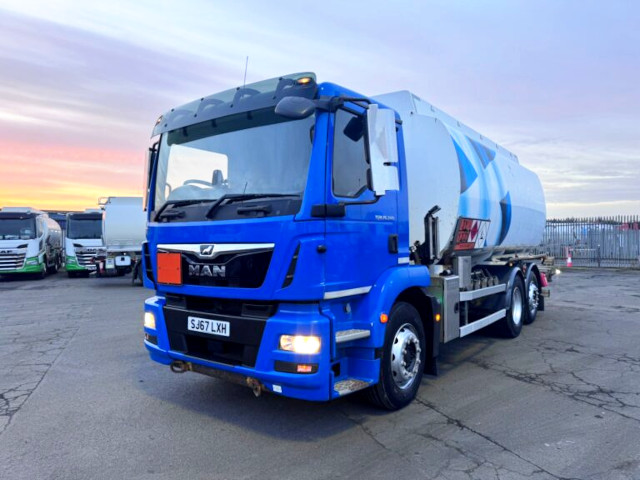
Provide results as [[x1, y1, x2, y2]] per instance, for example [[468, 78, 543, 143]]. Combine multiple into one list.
[[597, 244, 601, 268]]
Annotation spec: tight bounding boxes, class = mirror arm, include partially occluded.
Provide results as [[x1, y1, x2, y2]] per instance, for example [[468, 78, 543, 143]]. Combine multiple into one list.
[[315, 96, 371, 113]]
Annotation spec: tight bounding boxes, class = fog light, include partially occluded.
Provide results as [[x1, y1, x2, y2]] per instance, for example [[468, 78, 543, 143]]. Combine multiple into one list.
[[144, 312, 156, 330], [279, 335, 321, 354]]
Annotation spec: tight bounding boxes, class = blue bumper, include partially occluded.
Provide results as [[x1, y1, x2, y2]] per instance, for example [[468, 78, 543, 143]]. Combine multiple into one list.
[[143, 295, 334, 402]]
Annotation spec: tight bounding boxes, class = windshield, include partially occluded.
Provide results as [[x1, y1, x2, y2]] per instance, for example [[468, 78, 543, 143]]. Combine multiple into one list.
[[153, 109, 315, 213], [67, 218, 102, 239], [0, 218, 36, 240]]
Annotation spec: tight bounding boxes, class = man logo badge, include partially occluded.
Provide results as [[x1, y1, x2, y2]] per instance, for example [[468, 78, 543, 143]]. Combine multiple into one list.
[[200, 245, 215, 256], [188, 264, 226, 278]]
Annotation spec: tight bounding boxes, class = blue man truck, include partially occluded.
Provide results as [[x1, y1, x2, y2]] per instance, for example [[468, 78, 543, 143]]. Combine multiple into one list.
[[142, 73, 548, 410]]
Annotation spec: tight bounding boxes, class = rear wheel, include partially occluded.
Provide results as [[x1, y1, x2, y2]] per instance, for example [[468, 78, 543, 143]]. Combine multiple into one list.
[[524, 274, 540, 325], [367, 302, 426, 410], [498, 275, 525, 338]]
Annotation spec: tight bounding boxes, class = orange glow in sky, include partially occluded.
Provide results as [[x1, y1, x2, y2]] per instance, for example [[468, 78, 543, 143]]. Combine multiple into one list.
[[0, 142, 143, 211]]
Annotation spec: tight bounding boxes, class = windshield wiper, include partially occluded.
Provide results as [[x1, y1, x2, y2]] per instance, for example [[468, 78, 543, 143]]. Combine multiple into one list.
[[205, 194, 299, 219], [154, 199, 213, 222], [237, 204, 272, 215]]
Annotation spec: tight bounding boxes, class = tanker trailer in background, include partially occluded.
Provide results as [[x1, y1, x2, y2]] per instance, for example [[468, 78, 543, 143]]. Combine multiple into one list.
[[141, 73, 550, 410], [64, 209, 104, 277], [97, 197, 146, 277]]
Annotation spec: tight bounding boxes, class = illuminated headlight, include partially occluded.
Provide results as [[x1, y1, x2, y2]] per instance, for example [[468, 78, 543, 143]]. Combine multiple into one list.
[[279, 335, 321, 354], [144, 312, 156, 330], [26, 259, 39, 266]]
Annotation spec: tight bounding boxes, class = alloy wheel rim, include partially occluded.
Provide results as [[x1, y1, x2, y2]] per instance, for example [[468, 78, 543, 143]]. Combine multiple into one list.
[[390, 323, 422, 390], [528, 282, 539, 317], [512, 287, 523, 326]]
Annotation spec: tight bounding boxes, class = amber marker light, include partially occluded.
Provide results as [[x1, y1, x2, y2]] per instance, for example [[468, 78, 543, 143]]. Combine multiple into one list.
[[435, 313, 441, 322], [380, 313, 388, 323], [297, 76, 312, 85], [297, 364, 313, 373]]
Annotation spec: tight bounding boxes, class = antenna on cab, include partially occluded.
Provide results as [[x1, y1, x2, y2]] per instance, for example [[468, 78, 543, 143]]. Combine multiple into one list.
[[243, 56, 249, 88]]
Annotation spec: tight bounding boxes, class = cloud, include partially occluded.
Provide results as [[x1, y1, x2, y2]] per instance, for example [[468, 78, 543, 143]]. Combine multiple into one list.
[[0, 1, 638, 215]]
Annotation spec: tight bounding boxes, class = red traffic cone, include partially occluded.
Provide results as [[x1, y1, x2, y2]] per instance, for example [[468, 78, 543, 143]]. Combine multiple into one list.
[[566, 255, 572, 267]]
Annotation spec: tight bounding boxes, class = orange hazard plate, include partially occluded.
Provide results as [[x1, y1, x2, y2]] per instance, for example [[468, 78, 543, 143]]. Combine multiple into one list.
[[157, 252, 182, 285]]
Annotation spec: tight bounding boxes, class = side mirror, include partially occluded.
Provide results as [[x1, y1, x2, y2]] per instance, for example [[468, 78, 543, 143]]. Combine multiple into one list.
[[275, 96, 316, 119], [367, 104, 399, 196], [143, 144, 156, 211]]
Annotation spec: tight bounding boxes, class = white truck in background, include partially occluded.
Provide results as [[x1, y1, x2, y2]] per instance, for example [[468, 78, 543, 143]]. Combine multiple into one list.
[[64, 209, 104, 277], [97, 197, 146, 277], [0, 207, 63, 278]]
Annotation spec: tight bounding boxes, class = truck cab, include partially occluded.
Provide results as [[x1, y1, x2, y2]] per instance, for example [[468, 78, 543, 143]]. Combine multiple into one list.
[[0, 207, 63, 278], [65, 210, 104, 277]]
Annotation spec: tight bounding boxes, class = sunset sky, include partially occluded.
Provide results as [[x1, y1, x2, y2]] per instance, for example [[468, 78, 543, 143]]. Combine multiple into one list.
[[0, 1, 638, 217]]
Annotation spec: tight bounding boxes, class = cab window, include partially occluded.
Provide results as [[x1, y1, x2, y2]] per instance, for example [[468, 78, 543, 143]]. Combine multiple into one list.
[[332, 109, 369, 198]]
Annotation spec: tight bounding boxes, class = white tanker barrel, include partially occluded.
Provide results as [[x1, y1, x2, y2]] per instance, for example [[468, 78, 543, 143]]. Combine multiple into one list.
[[101, 197, 146, 253], [374, 91, 546, 263]]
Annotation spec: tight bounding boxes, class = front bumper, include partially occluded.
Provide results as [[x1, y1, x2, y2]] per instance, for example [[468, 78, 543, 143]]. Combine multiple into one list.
[[0, 256, 43, 274], [143, 295, 334, 401], [65, 256, 96, 271]]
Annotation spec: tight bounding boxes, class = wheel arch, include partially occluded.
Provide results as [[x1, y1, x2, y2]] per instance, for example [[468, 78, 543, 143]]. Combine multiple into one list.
[[504, 266, 526, 311]]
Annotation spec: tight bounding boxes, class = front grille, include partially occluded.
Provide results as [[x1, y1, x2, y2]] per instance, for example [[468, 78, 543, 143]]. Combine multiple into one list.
[[75, 249, 98, 267], [163, 296, 276, 368], [181, 250, 273, 288], [0, 251, 26, 271]]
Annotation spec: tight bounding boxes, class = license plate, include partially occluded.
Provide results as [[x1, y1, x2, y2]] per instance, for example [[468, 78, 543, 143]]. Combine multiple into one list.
[[187, 316, 230, 337]]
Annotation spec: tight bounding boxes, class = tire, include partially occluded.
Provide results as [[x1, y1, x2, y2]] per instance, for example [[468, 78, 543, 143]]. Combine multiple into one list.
[[524, 273, 540, 325], [367, 302, 426, 410], [39, 257, 48, 278], [498, 275, 525, 338], [46, 254, 58, 274]]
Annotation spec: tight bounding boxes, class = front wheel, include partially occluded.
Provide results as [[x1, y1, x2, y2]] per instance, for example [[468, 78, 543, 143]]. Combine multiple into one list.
[[367, 302, 426, 410], [38, 257, 48, 278]]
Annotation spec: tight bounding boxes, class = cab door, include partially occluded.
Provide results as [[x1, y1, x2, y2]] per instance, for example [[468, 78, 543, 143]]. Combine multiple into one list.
[[322, 106, 399, 296]]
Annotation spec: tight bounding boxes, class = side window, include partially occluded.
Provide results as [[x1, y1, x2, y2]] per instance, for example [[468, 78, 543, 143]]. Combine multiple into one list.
[[36, 218, 44, 237], [332, 109, 369, 198]]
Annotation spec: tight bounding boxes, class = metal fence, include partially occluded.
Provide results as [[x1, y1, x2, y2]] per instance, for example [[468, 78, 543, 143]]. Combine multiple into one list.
[[533, 216, 640, 268]]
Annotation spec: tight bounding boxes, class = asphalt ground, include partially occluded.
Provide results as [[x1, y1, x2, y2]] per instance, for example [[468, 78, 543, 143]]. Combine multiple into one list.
[[0, 268, 639, 480]]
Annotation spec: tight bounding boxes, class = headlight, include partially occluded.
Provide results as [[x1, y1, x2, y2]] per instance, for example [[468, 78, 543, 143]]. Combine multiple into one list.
[[279, 335, 321, 354], [144, 312, 156, 330], [26, 259, 39, 266]]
